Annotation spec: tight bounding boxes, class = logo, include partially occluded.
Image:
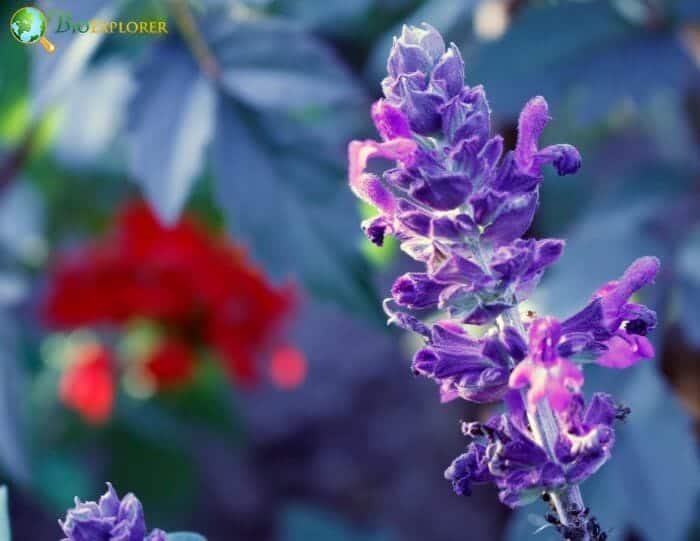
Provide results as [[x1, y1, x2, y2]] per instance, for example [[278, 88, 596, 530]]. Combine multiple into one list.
[[10, 6, 55, 53], [9, 6, 169, 54]]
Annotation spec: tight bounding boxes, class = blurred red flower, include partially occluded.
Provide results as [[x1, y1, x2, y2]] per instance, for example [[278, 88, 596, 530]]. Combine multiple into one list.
[[59, 342, 114, 425], [142, 338, 195, 391], [45, 201, 297, 386]]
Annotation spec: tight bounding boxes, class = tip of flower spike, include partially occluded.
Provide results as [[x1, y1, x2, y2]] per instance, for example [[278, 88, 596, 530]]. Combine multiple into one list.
[[387, 23, 446, 81], [347, 139, 417, 214], [400, 23, 444, 56]]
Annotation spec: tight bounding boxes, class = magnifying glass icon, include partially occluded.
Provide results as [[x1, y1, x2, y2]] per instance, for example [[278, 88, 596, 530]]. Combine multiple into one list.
[[10, 6, 56, 54]]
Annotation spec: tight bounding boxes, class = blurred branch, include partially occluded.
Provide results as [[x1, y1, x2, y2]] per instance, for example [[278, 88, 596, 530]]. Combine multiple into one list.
[[0, 129, 36, 194], [167, 0, 221, 79]]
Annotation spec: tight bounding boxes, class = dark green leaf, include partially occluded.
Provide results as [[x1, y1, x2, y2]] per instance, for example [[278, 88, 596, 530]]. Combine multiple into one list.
[[212, 97, 379, 317], [33, 0, 117, 117], [127, 39, 215, 222], [208, 18, 365, 111], [676, 225, 700, 346], [467, 2, 694, 123]]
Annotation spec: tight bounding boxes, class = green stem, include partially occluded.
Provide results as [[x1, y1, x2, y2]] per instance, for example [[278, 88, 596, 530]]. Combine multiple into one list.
[[503, 308, 588, 537], [167, 0, 221, 79]]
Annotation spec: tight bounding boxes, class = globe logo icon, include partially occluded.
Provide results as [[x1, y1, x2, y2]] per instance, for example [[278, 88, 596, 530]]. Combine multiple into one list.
[[10, 6, 55, 53]]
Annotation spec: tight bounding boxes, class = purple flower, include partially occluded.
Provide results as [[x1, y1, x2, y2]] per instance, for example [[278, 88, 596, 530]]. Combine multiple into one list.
[[347, 25, 580, 332], [560, 256, 659, 367], [446, 392, 564, 507], [348, 22, 659, 534], [446, 391, 618, 507], [392, 272, 445, 309], [514, 97, 581, 177], [554, 393, 617, 484], [412, 321, 511, 403], [508, 317, 584, 411], [60, 483, 166, 541]]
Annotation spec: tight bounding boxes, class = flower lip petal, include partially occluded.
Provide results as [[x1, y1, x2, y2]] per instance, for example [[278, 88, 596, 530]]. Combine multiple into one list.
[[371, 99, 411, 140], [515, 96, 551, 173], [594, 332, 654, 368], [347, 138, 418, 214]]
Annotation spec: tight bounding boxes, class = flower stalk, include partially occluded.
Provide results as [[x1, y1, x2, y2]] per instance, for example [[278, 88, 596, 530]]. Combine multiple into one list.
[[506, 307, 587, 534]]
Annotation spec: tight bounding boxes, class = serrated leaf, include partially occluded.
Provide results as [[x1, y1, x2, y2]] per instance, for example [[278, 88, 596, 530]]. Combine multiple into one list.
[[0, 181, 45, 265], [55, 59, 134, 167], [33, 0, 117, 118], [127, 39, 215, 223], [167, 533, 207, 541], [676, 225, 700, 347], [581, 363, 699, 541], [212, 96, 378, 316], [208, 17, 365, 110], [513, 169, 700, 541], [467, 2, 695, 123]]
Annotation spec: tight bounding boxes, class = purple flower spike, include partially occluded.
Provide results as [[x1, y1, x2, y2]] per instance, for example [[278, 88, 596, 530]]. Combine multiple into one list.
[[60, 484, 164, 541], [349, 22, 659, 536], [383, 24, 460, 134]]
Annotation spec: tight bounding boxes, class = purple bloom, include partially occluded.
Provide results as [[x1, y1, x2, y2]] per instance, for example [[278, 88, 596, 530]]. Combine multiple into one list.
[[446, 391, 618, 507], [508, 317, 584, 412], [560, 256, 659, 367], [412, 321, 511, 403], [348, 25, 580, 332], [514, 97, 582, 177], [60, 483, 166, 541], [554, 393, 617, 483], [348, 22, 659, 535], [391, 272, 445, 309]]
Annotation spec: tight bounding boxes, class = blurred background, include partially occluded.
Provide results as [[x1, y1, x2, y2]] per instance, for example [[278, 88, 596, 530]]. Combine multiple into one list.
[[0, 0, 699, 539]]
